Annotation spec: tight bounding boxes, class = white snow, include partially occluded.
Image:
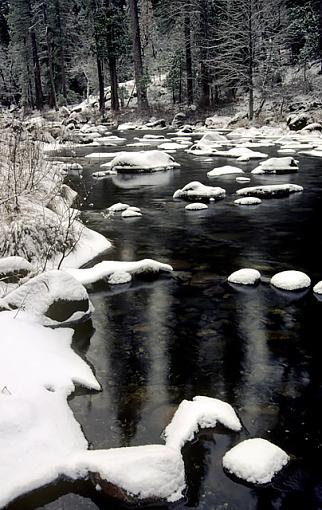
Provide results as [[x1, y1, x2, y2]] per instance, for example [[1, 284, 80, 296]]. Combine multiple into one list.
[[0, 256, 32, 276], [313, 281, 322, 294], [122, 208, 142, 218], [0, 270, 91, 326], [214, 147, 268, 161], [185, 203, 208, 211], [173, 181, 226, 201], [236, 177, 251, 183], [117, 122, 138, 130], [298, 149, 322, 157], [207, 165, 244, 177], [52, 224, 111, 269], [110, 151, 180, 172], [186, 144, 215, 156], [108, 202, 130, 212], [251, 157, 299, 174], [108, 272, 132, 285], [85, 152, 122, 159], [0, 312, 100, 508], [236, 184, 303, 198], [222, 438, 289, 484], [158, 142, 185, 150], [228, 268, 261, 285], [92, 169, 117, 178], [68, 445, 185, 503], [163, 396, 241, 450], [65, 259, 173, 286], [234, 197, 262, 206], [270, 270, 311, 291]]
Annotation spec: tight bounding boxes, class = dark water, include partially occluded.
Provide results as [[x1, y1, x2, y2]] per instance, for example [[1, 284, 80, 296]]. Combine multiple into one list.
[[11, 132, 322, 510]]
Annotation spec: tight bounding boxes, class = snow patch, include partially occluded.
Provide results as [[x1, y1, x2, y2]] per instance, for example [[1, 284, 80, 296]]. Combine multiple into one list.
[[270, 270, 311, 291], [228, 268, 261, 285]]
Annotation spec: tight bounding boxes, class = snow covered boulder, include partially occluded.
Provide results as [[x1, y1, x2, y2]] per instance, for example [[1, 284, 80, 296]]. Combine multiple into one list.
[[107, 272, 132, 285], [92, 169, 117, 178], [228, 268, 261, 285], [65, 259, 173, 286], [117, 122, 138, 131], [251, 157, 299, 175], [270, 270, 311, 291], [301, 122, 322, 132], [121, 208, 142, 218], [186, 144, 215, 156], [73, 445, 185, 504], [198, 131, 228, 147], [0, 270, 92, 326], [207, 165, 244, 178], [0, 256, 32, 283], [108, 202, 130, 212], [185, 203, 208, 211], [234, 197, 262, 206], [214, 147, 268, 161], [287, 113, 310, 131], [236, 184, 303, 199], [313, 281, 322, 294], [173, 181, 226, 202], [163, 396, 241, 450], [172, 112, 186, 128], [223, 438, 289, 485], [143, 119, 166, 129], [110, 151, 180, 173]]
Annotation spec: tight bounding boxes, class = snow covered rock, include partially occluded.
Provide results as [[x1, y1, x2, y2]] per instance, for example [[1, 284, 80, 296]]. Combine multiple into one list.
[[301, 122, 322, 132], [298, 149, 322, 158], [143, 119, 166, 129], [163, 396, 241, 450], [65, 259, 173, 286], [251, 157, 299, 175], [214, 147, 268, 161], [0, 270, 91, 326], [0, 256, 32, 283], [234, 197, 262, 206], [158, 142, 185, 150], [287, 113, 310, 131], [236, 183, 303, 198], [270, 270, 311, 291], [110, 151, 180, 173], [121, 208, 142, 218], [222, 438, 289, 485], [108, 202, 130, 212], [228, 268, 261, 285], [198, 131, 228, 147], [172, 112, 186, 128], [185, 203, 208, 211], [236, 176, 251, 183], [107, 272, 132, 285], [92, 169, 117, 178], [186, 144, 215, 156], [173, 181, 226, 202], [117, 122, 138, 131], [207, 165, 244, 177], [72, 445, 185, 504]]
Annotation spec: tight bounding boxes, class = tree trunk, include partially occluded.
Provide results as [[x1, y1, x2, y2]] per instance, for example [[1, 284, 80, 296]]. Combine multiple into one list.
[[198, 0, 210, 108], [108, 55, 120, 112], [248, 2, 254, 120], [129, 0, 149, 110], [43, 3, 58, 110], [320, 0, 322, 73], [30, 31, 43, 110], [184, 5, 193, 105], [54, 0, 67, 98], [96, 56, 105, 117]]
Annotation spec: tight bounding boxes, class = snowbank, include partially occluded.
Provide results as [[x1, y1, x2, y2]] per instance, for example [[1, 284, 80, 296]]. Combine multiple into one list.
[[65, 259, 173, 286], [0, 270, 92, 327], [0, 312, 100, 508], [207, 165, 244, 177], [251, 157, 299, 175], [163, 396, 241, 450], [185, 203, 208, 210], [270, 270, 311, 291], [69, 445, 185, 504], [236, 184, 303, 198], [228, 269, 261, 285], [234, 197, 262, 206], [173, 181, 226, 202], [222, 438, 289, 484], [110, 151, 180, 172]]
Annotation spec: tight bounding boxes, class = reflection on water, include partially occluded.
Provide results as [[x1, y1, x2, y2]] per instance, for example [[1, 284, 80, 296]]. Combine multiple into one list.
[[14, 132, 322, 510]]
